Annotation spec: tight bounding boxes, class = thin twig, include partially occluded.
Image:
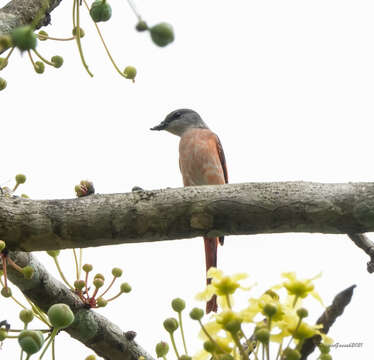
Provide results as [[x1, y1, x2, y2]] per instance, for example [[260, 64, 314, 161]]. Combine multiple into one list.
[[347, 233, 374, 273]]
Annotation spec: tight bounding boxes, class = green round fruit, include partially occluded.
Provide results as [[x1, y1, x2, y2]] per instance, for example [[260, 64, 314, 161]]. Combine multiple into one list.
[[123, 66, 137, 80], [150, 23, 174, 47], [189, 307, 204, 320], [120, 282, 131, 293], [22, 266, 34, 279], [47, 250, 60, 257], [51, 55, 64, 68], [135, 20, 148, 32], [163, 317, 178, 333], [19, 309, 34, 324], [72, 27, 85, 38], [38, 30, 48, 41], [15, 174, 26, 184], [34, 61, 45, 74], [18, 330, 44, 355], [1, 287, 12, 298], [171, 298, 185, 312], [11, 26, 37, 51], [155, 341, 169, 357], [90, 0, 112, 23], [47, 303, 75, 329]]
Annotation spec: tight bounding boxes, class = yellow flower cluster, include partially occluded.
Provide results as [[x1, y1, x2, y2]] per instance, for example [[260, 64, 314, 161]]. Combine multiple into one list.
[[193, 269, 332, 360]]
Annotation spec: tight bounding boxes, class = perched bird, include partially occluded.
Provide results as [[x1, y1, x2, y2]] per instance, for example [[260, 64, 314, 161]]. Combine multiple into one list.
[[151, 109, 228, 313]]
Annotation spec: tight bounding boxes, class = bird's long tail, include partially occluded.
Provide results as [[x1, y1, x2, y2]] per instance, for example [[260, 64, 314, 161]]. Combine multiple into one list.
[[204, 237, 218, 313]]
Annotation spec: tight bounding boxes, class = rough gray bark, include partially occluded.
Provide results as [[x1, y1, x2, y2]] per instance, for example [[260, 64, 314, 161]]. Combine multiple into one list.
[[6, 251, 154, 360], [0, 0, 62, 33], [1, 182, 374, 251]]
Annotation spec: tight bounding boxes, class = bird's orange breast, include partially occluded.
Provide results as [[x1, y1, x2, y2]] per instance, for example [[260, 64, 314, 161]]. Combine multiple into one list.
[[179, 129, 225, 186]]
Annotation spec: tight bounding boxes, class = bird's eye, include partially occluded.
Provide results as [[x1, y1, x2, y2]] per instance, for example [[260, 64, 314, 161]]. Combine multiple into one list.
[[173, 111, 181, 119]]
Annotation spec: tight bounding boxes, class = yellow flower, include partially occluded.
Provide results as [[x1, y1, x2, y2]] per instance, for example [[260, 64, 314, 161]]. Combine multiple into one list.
[[276, 311, 322, 343], [198, 321, 222, 340], [280, 272, 323, 305], [196, 268, 250, 303], [193, 349, 210, 360], [239, 292, 285, 324]]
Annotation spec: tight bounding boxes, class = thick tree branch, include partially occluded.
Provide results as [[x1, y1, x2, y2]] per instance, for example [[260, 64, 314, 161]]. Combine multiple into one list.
[[5, 251, 154, 360], [2, 182, 374, 251]]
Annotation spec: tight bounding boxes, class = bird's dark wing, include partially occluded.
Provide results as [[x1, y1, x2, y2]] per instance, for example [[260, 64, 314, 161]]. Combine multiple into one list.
[[216, 135, 228, 246], [216, 135, 228, 184]]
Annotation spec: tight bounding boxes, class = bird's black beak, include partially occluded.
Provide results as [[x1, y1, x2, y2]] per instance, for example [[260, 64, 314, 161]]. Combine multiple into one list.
[[150, 122, 166, 131]]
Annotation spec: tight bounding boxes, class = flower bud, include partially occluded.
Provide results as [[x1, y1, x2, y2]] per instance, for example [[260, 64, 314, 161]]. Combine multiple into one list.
[[15, 174, 26, 184], [47, 250, 60, 257], [90, 0, 112, 22], [96, 297, 107, 307], [282, 348, 301, 360], [38, 30, 48, 40], [93, 278, 104, 289], [72, 27, 85, 38], [1, 287, 12, 298], [51, 55, 63, 68], [171, 298, 185, 312], [262, 303, 278, 318], [11, 26, 37, 51], [22, 266, 34, 280], [135, 20, 148, 31], [120, 282, 132, 293], [203, 340, 216, 353], [0, 240, 5, 251], [163, 318, 178, 333], [296, 308, 308, 319], [34, 61, 45, 74], [0, 77, 5, 91], [83, 264, 93, 272], [112, 267, 123, 278], [150, 23, 174, 47], [255, 328, 270, 344], [47, 303, 75, 329], [0, 329, 8, 341], [155, 341, 169, 357], [19, 309, 34, 324], [18, 330, 44, 355], [224, 319, 241, 334], [94, 273, 105, 280], [189, 307, 204, 320], [123, 66, 137, 81], [74, 280, 86, 291]]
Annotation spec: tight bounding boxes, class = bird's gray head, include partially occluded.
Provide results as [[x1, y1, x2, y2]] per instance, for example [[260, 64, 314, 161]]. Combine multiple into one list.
[[150, 109, 208, 136]]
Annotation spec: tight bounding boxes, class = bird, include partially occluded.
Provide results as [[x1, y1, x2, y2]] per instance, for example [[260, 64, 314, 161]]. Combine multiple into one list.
[[151, 109, 228, 313]]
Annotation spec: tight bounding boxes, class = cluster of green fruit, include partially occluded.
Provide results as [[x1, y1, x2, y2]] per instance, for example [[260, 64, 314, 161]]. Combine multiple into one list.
[[0, 304, 75, 359], [0, 0, 175, 91], [88, 0, 174, 47]]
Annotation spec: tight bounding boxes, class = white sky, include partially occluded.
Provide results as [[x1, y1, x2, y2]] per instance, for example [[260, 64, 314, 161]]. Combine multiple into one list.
[[1, 1, 374, 359]]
